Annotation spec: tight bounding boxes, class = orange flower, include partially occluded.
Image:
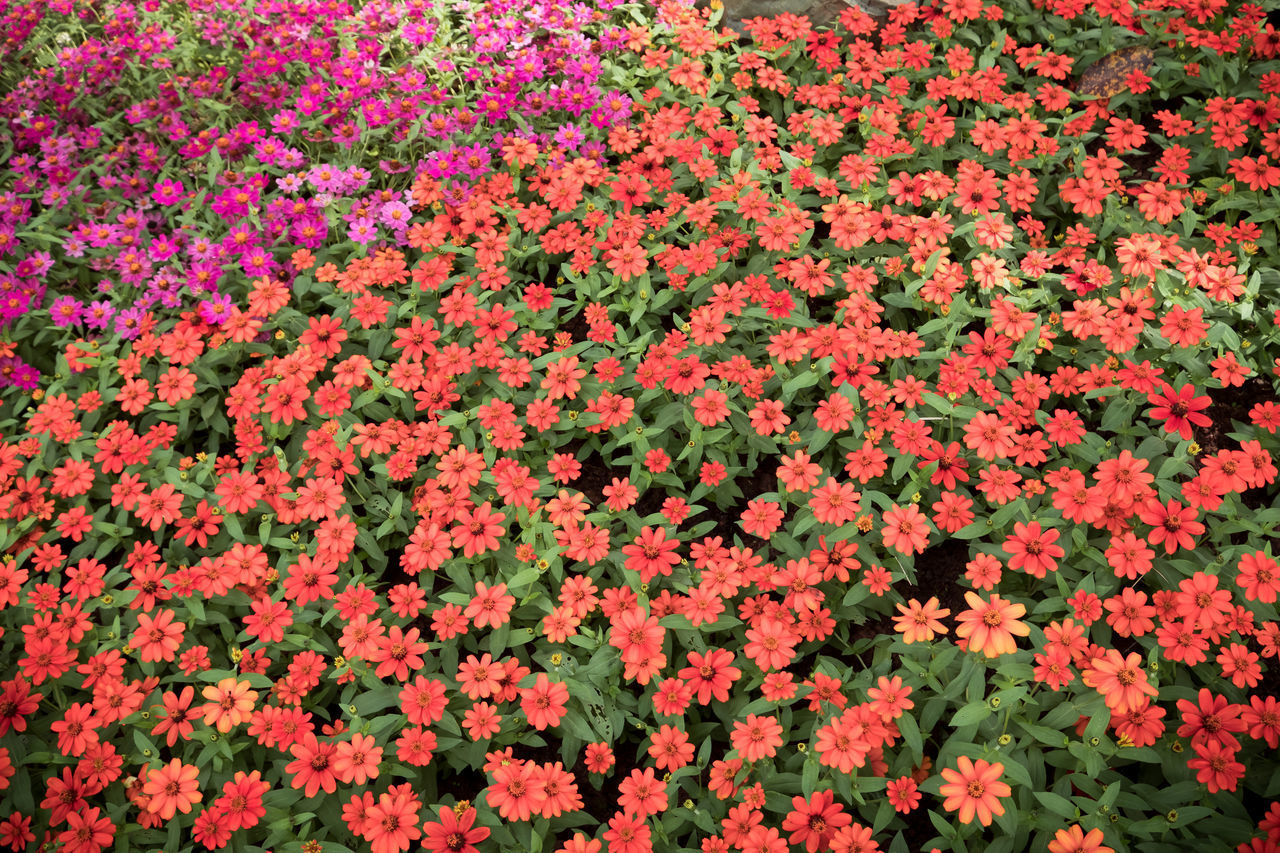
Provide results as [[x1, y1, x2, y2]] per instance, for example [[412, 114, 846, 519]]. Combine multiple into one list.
[[200, 678, 258, 733], [1048, 824, 1115, 853], [937, 756, 1010, 826], [954, 592, 1029, 657], [142, 758, 202, 820], [881, 503, 931, 555], [730, 713, 784, 763], [892, 597, 950, 644], [131, 608, 185, 663], [1081, 649, 1158, 714]]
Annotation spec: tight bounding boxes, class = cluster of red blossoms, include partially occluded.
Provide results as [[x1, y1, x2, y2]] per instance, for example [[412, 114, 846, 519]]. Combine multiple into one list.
[[4, 0, 1280, 850]]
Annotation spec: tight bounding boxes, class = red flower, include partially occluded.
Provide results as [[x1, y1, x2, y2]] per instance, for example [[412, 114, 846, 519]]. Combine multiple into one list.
[[363, 786, 422, 853], [918, 441, 969, 489], [617, 767, 668, 818], [450, 501, 506, 558], [286, 734, 339, 798], [519, 674, 570, 731], [1176, 688, 1246, 751], [1137, 498, 1204, 554], [1002, 520, 1064, 577], [1186, 740, 1245, 793], [621, 526, 681, 583], [1146, 383, 1211, 440], [781, 789, 852, 852], [678, 648, 741, 705], [422, 806, 490, 853], [57, 806, 115, 853], [885, 776, 922, 814]]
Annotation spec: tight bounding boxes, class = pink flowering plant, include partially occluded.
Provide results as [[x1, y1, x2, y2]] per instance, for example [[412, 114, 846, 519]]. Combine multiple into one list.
[[0, 0, 634, 388], [3, 0, 1280, 852]]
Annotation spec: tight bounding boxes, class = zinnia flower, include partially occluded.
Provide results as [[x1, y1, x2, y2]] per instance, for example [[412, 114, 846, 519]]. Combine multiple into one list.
[[200, 678, 258, 733], [954, 592, 1029, 657], [937, 756, 1010, 826]]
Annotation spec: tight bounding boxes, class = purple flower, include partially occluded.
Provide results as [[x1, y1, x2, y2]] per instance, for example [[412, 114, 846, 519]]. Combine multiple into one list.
[[308, 164, 344, 194], [199, 294, 235, 325], [12, 362, 40, 391], [457, 144, 492, 179], [152, 178, 186, 205], [347, 217, 379, 245], [49, 295, 83, 328], [114, 306, 146, 340], [0, 357, 40, 391], [342, 166, 372, 193], [291, 216, 328, 249], [240, 247, 278, 278], [187, 234, 219, 261], [599, 89, 633, 122], [278, 148, 307, 169], [187, 262, 223, 294], [150, 235, 181, 261], [23, 251, 53, 277], [554, 124, 586, 151], [379, 201, 413, 230]]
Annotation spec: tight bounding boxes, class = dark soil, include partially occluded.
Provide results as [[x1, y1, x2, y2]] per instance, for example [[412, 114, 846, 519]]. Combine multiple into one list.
[[899, 536, 970, 623], [1192, 375, 1277, 457]]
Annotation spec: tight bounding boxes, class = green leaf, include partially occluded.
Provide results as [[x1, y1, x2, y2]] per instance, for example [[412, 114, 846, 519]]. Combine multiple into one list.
[[898, 711, 923, 761], [1034, 791, 1077, 819], [354, 686, 402, 716], [1018, 721, 1069, 748], [949, 702, 993, 727]]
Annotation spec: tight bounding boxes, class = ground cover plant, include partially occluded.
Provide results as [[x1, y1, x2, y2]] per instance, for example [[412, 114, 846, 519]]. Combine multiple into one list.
[[2, 0, 1280, 851]]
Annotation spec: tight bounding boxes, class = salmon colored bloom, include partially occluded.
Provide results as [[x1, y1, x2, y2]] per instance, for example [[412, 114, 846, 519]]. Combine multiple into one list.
[[1081, 650, 1157, 714], [464, 582, 515, 630], [131, 608, 185, 663], [892, 596, 950, 644], [421, 806, 490, 853], [814, 711, 870, 773], [617, 767, 668, 818], [1002, 520, 1064, 577], [520, 674, 570, 731], [937, 756, 1010, 826], [730, 713, 784, 763], [954, 592, 1029, 657], [1146, 383, 1211, 440], [142, 758, 203, 820], [866, 675, 914, 720], [881, 501, 931, 554], [1048, 824, 1115, 853], [200, 678, 258, 733], [648, 725, 694, 771], [333, 732, 383, 785]]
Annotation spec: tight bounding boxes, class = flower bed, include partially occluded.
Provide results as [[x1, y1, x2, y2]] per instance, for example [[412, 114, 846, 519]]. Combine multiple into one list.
[[3, 0, 1280, 852]]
